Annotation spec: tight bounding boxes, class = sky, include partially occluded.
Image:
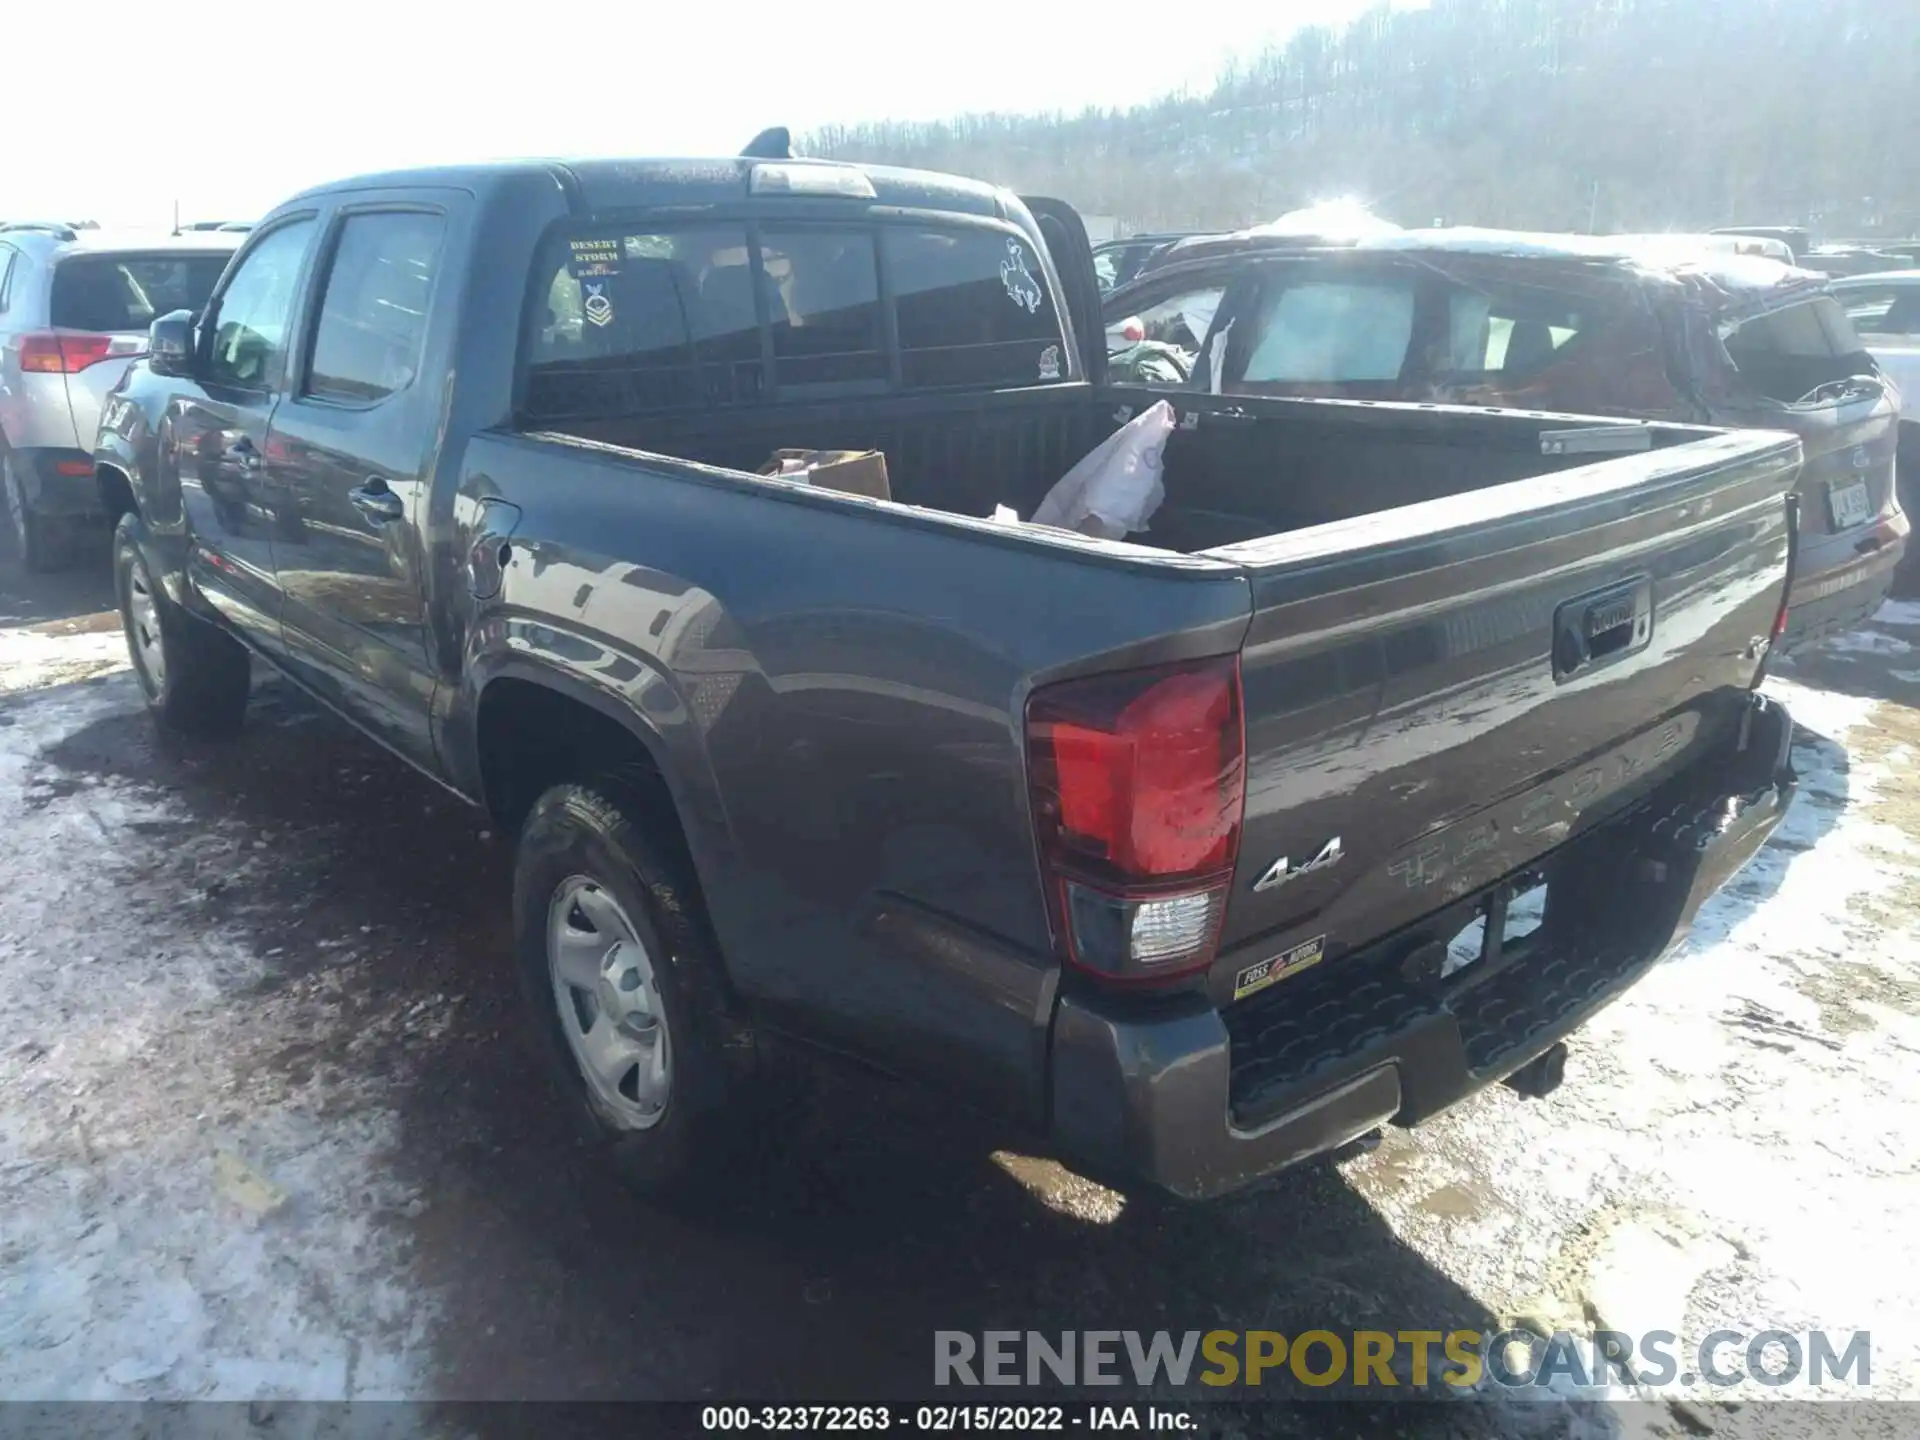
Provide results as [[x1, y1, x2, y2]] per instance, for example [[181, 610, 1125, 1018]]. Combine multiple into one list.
[[7, 0, 1397, 230]]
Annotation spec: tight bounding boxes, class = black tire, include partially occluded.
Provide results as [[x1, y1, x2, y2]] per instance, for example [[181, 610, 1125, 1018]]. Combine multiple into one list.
[[513, 781, 766, 1195], [1895, 446, 1920, 599], [113, 513, 252, 736], [3, 451, 74, 574]]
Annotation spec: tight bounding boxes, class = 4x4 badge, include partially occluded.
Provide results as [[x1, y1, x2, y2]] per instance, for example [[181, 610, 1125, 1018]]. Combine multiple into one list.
[[1253, 836, 1342, 893]]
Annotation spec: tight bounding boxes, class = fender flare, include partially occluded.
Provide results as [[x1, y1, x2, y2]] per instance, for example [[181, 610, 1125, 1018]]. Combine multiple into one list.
[[460, 651, 729, 854], [92, 454, 138, 521], [93, 423, 202, 610], [463, 650, 742, 927]]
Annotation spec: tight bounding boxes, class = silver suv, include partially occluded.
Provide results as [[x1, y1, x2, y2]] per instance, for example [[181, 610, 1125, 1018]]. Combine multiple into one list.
[[0, 224, 239, 569]]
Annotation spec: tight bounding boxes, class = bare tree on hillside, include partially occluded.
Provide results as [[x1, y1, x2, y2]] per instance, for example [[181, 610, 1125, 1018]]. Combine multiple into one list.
[[808, 0, 1920, 237]]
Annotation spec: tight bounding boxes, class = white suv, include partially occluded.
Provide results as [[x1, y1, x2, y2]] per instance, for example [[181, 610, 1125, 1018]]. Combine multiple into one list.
[[0, 224, 239, 569]]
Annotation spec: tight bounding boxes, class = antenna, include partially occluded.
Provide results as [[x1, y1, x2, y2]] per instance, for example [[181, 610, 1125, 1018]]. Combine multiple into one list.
[[741, 127, 793, 160]]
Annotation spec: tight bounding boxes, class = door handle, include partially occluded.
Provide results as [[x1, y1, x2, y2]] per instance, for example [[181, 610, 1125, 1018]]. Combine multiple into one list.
[[225, 438, 261, 472], [350, 477, 405, 523]]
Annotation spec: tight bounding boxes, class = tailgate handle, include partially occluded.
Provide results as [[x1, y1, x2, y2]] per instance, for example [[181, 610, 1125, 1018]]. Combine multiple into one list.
[[1553, 577, 1653, 682]]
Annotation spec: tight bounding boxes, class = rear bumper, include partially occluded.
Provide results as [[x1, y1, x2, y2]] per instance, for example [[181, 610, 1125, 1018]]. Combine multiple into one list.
[[6, 447, 102, 520], [1780, 511, 1907, 652], [1048, 693, 1796, 1201]]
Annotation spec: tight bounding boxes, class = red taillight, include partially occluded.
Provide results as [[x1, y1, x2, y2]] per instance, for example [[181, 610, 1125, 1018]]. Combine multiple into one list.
[[19, 334, 65, 372], [53, 459, 93, 477], [18, 331, 134, 373], [1026, 655, 1245, 984]]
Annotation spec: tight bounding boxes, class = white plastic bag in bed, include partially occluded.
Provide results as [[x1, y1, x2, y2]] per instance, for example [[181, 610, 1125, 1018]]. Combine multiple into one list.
[[1029, 398, 1175, 540]]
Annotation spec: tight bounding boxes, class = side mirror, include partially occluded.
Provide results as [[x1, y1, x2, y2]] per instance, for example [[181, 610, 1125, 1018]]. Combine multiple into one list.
[[148, 309, 197, 378]]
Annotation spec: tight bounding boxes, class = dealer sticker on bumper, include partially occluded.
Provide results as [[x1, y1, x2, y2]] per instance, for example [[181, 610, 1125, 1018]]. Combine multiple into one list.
[[1233, 934, 1326, 1001]]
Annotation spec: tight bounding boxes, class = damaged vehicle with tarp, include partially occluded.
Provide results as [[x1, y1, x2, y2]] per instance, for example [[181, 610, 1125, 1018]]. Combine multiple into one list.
[[1105, 226, 1908, 649]]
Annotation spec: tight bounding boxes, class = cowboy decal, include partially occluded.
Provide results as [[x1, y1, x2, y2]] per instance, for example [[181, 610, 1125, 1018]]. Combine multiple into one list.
[[1000, 240, 1044, 315]]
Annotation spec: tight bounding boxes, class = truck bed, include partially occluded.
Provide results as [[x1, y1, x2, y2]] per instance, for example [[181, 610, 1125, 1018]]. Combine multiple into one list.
[[545, 381, 1721, 555], [497, 387, 1797, 1087]]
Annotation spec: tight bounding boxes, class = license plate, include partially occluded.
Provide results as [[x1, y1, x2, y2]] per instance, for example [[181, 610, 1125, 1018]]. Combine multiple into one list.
[[1829, 479, 1873, 530]]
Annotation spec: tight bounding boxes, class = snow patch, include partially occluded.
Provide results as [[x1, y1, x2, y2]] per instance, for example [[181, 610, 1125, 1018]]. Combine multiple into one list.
[[1817, 628, 1912, 657], [1874, 599, 1920, 628], [0, 624, 434, 1401], [0, 626, 129, 694]]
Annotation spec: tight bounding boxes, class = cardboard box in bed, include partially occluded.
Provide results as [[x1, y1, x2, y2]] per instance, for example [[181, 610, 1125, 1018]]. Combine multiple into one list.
[[760, 448, 891, 502]]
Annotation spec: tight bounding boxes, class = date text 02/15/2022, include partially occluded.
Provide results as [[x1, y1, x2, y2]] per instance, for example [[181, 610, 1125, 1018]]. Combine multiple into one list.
[[699, 1405, 1194, 1431]]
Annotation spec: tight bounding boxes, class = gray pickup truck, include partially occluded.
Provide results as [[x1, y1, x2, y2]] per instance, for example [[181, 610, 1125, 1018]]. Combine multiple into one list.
[[95, 153, 1800, 1200]]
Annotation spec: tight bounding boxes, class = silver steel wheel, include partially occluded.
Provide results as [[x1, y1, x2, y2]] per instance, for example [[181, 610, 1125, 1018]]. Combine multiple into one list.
[[123, 554, 167, 698], [547, 875, 671, 1129]]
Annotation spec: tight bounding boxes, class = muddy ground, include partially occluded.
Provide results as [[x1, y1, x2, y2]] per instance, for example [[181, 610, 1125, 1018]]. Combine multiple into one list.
[[2, 535, 1917, 1439]]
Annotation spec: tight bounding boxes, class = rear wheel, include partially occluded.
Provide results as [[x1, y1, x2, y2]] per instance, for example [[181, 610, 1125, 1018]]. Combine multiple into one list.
[[1896, 439, 1920, 598], [113, 513, 251, 736], [3, 451, 74, 573], [513, 781, 768, 1194]]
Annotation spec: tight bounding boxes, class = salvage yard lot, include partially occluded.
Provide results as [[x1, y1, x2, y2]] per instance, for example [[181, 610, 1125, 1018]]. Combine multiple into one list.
[[3, 537, 1918, 1434]]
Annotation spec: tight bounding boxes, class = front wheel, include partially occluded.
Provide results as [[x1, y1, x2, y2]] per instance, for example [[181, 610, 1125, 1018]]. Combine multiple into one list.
[[513, 782, 765, 1194], [113, 514, 251, 736]]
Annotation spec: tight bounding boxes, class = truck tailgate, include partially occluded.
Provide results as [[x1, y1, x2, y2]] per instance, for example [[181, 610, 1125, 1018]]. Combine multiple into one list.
[[1203, 429, 1800, 992]]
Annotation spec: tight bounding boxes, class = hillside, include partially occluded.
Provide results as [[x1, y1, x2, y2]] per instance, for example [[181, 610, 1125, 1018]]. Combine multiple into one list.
[[806, 0, 1920, 237]]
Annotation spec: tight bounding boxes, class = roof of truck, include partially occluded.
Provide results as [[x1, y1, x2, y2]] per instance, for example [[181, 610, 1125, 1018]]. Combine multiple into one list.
[[285, 156, 1011, 221]]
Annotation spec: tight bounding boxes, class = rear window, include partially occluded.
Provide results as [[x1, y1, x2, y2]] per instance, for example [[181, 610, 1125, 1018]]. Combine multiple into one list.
[[51, 253, 230, 333], [762, 228, 886, 391], [528, 226, 760, 417], [1241, 278, 1416, 384], [1723, 296, 1875, 403], [886, 228, 1063, 389], [521, 220, 1068, 422]]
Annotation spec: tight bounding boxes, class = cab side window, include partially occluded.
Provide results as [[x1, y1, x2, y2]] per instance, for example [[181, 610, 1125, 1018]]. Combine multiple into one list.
[[1106, 286, 1223, 355], [1843, 285, 1920, 339], [305, 212, 446, 404], [206, 220, 316, 390], [1440, 284, 1589, 382], [1240, 277, 1417, 385]]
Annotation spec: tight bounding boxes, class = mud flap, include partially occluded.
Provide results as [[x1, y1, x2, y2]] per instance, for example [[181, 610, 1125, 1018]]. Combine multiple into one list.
[[1651, 693, 1797, 945]]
